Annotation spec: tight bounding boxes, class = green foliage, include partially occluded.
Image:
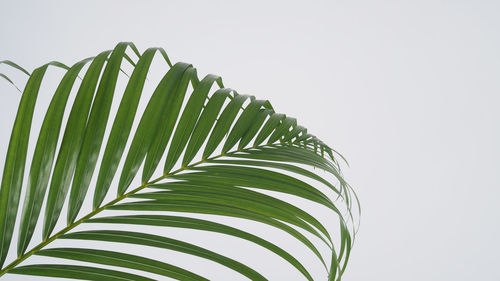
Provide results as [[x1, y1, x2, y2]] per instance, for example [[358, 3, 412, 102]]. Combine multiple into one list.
[[0, 42, 359, 280]]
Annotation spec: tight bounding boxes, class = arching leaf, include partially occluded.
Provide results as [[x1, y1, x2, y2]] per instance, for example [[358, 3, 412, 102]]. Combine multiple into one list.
[[0, 43, 359, 281]]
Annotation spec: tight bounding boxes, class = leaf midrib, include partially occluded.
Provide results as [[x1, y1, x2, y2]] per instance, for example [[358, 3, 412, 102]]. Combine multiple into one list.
[[0, 146, 249, 277]]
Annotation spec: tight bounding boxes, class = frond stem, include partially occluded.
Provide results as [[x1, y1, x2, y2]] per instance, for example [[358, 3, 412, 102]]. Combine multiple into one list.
[[0, 150, 234, 276]]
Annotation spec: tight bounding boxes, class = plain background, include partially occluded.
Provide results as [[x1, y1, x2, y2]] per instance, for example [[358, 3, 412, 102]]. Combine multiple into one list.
[[1, 0, 499, 280]]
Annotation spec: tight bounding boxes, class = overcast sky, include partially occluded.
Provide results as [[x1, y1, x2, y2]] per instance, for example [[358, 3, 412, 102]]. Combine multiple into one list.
[[1, 1, 499, 280]]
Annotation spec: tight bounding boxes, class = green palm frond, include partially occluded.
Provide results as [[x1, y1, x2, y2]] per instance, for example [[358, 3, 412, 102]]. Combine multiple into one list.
[[0, 42, 359, 280]]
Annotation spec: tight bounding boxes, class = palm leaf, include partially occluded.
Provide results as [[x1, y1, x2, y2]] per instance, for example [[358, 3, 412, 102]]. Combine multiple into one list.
[[0, 42, 359, 280]]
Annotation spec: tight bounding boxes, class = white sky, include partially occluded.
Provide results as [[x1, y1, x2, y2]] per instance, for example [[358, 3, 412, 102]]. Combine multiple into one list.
[[1, 0, 499, 280]]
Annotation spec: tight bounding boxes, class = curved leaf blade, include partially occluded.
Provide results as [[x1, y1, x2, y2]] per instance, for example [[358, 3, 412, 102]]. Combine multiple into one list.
[[0, 64, 50, 268], [87, 215, 314, 281], [202, 94, 249, 159], [93, 48, 166, 208], [173, 165, 337, 214], [117, 62, 191, 194], [254, 113, 285, 146], [43, 50, 111, 239], [0, 73, 22, 92], [17, 58, 91, 255], [109, 199, 327, 268], [238, 108, 273, 149], [9, 264, 154, 281], [268, 117, 296, 144], [182, 88, 231, 166], [61, 230, 268, 281], [37, 248, 208, 281], [68, 42, 133, 223], [222, 99, 270, 153], [163, 74, 223, 173], [132, 188, 331, 246], [208, 158, 342, 197], [0, 60, 30, 76], [142, 66, 197, 182]]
